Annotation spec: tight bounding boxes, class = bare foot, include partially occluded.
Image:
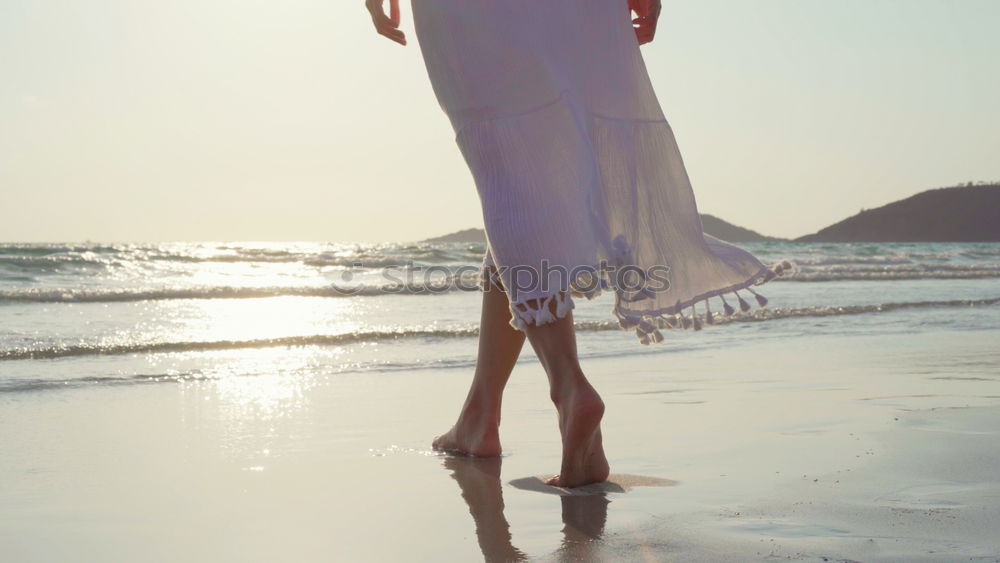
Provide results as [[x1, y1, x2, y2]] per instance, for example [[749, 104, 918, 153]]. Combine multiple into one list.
[[546, 384, 610, 488], [432, 408, 502, 457]]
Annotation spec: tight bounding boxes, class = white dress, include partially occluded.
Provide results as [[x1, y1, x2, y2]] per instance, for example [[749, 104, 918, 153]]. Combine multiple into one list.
[[411, 0, 792, 343]]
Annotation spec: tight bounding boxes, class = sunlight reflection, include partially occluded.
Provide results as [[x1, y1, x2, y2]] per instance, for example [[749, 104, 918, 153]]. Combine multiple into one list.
[[134, 296, 366, 346], [213, 370, 310, 420], [201, 349, 324, 417], [195, 296, 364, 343], [176, 349, 326, 465]]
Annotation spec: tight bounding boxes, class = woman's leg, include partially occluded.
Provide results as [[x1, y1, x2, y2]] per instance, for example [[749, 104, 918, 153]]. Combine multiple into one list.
[[432, 279, 526, 456], [521, 296, 610, 488]]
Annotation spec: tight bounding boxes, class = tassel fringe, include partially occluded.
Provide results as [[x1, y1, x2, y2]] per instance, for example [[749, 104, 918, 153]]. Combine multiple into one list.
[[498, 244, 793, 344], [610, 257, 791, 343], [735, 290, 751, 312], [721, 294, 735, 316]]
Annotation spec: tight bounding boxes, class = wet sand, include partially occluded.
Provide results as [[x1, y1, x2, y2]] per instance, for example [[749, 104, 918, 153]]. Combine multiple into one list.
[[1, 328, 998, 561]]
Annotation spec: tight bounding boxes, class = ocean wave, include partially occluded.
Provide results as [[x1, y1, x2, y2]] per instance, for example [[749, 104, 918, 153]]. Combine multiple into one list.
[[0, 373, 195, 393], [0, 357, 490, 393], [0, 329, 478, 361], [790, 256, 915, 266], [0, 243, 487, 272], [4, 266, 1000, 304], [0, 283, 480, 303], [3, 297, 995, 361], [780, 268, 1000, 281], [3, 243, 999, 291]]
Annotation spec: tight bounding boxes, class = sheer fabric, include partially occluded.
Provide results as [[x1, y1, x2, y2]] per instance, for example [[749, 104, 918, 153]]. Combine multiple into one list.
[[411, 0, 792, 343]]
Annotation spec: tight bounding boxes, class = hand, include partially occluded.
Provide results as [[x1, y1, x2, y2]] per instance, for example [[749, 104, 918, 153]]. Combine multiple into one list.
[[629, 0, 662, 45], [366, 0, 407, 46]]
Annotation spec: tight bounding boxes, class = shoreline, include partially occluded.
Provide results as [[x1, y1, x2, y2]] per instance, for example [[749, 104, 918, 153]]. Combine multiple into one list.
[[1, 329, 998, 561]]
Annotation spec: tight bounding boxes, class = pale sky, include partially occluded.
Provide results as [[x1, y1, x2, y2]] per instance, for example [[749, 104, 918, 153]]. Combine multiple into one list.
[[2, 0, 998, 242]]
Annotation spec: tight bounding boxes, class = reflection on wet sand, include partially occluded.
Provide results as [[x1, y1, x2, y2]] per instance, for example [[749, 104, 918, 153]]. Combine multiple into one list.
[[441, 456, 612, 562], [442, 456, 528, 562], [556, 491, 610, 561]]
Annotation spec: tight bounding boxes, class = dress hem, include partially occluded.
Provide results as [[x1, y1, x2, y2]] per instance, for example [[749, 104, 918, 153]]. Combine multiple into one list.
[[482, 257, 796, 344]]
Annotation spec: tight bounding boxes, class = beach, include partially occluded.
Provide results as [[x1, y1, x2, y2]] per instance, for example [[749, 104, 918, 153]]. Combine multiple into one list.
[[3, 329, 999, 561], [4, 0, 998, 557], [1, 241, 999, 561]]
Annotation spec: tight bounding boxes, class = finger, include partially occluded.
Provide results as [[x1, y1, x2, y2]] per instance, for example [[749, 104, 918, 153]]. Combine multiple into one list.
[[633, 22, 656, 44], [371, 10, 399, 30], [365, 0, 399, 29], [377, 26, 407, 45], [390, 0, 400, 26], [371, 15, 408, 44], [638, 0, 655, 17], [632, 19, 656, 33], [365, 0, 407, 45]]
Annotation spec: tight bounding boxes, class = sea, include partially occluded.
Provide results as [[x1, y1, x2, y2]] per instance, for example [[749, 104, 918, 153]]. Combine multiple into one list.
[[1, 241, 998, 394]]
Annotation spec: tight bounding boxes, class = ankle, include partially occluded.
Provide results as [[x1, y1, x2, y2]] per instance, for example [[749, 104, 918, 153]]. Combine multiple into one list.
[[463, 381, 501, 407], [549, 377, 603, 413], [458, 395, 501, 428]]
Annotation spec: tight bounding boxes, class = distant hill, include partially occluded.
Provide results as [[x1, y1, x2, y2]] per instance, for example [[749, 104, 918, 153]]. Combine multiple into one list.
[[423, 228, 487, 243], [424, 215, 782, 244], [699, 214, 784, 242], [796, 184, 1000, 242]]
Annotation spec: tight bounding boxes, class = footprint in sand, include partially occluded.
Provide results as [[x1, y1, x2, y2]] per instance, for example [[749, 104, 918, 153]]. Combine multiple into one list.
[[509, 473, 677, 496]]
